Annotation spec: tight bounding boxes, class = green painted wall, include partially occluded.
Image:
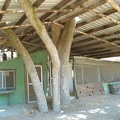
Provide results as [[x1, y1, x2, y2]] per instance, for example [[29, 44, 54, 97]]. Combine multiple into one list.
[[0, 50, 48, 106]]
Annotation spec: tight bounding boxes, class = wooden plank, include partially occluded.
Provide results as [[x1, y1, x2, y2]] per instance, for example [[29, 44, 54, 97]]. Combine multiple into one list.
[[76, 82, 104, 98]]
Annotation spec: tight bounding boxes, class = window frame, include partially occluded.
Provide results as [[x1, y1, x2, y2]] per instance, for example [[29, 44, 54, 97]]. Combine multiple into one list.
[[0, 69, 16, 90]]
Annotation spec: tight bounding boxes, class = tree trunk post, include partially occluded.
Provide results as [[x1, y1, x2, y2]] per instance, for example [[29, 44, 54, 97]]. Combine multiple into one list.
[[0, 23, 48, 112], [18, 0, 61, 112], [57, 19, 76, 105]]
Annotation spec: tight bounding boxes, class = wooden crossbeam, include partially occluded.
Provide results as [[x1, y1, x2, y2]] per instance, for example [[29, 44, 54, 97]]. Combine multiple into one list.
[[40, 0, 73, 21], [72, 38, 120, 52], [15, 0, 45, 27], [0, 9, 72, 14], [53, 22, 120, 49], [49, 0, 88, 21], [76, 8, 116, 28], [90, 9, 120, 25], [72, 30, 120, 48], [61, 0, 106, 23], [0, 0, 12, 21], [0, 23, 32, 29], [106, 0, 120, 13]]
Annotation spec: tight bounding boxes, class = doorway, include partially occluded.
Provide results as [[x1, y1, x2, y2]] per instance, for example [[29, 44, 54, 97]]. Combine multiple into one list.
[[27, 65, 43, 103]]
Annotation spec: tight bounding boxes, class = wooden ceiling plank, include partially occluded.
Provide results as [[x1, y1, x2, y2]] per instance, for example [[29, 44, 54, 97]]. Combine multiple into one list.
[[0, 0, 12, 21]]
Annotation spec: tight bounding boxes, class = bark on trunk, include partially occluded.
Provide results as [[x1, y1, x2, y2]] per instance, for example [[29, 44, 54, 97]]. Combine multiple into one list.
[[57, 19, 76, 105], [18, 0, 60, 112], [1, 23, 48, 112], [51, 23, 61, 46]]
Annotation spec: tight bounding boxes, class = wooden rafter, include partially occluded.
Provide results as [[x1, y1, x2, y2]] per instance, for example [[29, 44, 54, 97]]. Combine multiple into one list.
[[49, 0, 88, 21], [0, 0, 12, 21], [15, 0, 45, 26], [17, 0, 73, 42], [16, 0, 106, 48], [106, 0, 120, 13], [90, 9, 120, 25], [61, 0, 106, 23], [90, 51, 120, 58], [72, 30, 120, 48], [75, 29, 120, 48], [95, 52, 120, 58], [0, 9, 72, 14], [72, 38, 120, 53], [40, 0, 73, 21], [76, 8, 116, 28], [74, 47, 115, 56], [74, 22, 116, 42]]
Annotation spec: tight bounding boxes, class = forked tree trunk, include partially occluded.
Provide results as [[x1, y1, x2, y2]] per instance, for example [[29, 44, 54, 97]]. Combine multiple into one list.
[[0, 23, 48, 112], [57, 19, 76, 105], [18, 0, 60, 112]]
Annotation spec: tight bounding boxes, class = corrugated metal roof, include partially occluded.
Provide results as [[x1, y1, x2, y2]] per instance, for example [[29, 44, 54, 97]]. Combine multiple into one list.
[[0, 0, 120, 58]]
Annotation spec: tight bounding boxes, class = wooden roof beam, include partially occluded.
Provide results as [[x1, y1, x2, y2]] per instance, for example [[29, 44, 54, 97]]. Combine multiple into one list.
[[74, 22, 116, 43], [15, 0, 45, 26], [72, 38, 120, 52], [61, 0, 106, 23], [90, 51, 120, 58], [106, 0, 120, 13], [90, 9, 120, 25], [76, 8, 116, 28], [40, 0, 74, 21], [94, 53, 120, 58], [20, 0, 73, 40], [73, 47, 116, 55], [73, 30, 120, 48], [0, 9, 72, 14], [49, 0, 88, 21], [0, 0, 12, 21]]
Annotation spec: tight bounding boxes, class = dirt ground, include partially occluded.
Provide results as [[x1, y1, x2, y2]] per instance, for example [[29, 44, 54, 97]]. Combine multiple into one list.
[[1, 94, 120, 120]]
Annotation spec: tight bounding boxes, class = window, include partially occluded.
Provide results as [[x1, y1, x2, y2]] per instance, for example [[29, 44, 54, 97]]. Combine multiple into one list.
[[0, 70, 15, 90]]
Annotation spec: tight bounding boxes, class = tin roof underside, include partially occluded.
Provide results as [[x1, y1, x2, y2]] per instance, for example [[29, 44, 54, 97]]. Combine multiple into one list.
[[0, 0, 120, 59]]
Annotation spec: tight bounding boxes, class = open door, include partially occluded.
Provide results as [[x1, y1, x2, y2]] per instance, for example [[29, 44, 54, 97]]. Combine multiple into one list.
[[27, 65, 43, 103]]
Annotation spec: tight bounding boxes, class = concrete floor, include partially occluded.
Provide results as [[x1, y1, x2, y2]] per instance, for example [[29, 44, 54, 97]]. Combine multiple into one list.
[[0, 94, 120, 120], [0, 103, 37, 117]]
